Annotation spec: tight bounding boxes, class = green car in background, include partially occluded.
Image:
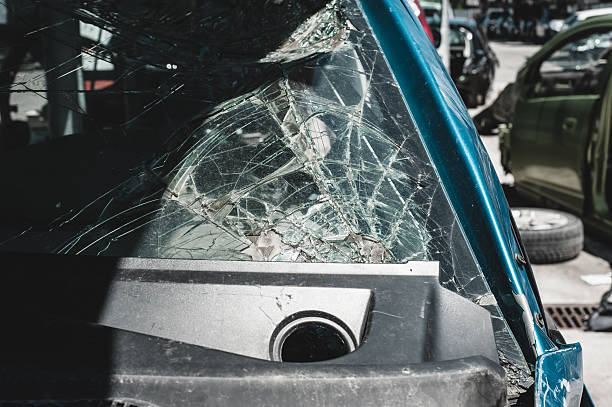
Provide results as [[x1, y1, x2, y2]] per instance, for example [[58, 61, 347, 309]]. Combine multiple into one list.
[[501, 15, 612, 242]]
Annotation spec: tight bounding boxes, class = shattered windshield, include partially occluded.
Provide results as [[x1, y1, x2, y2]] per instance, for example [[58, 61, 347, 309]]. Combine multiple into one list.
[[1, 0, 437, 263], [540, 30, 612, 73], [0, 0, 533, 398]]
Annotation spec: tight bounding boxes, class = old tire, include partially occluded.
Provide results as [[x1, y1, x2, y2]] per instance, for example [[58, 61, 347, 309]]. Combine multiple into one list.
[[511, 207, 583, 264]]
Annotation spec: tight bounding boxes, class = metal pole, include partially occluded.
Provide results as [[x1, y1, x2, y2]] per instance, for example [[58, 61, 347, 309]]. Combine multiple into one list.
[[41, 2, 86, 139]]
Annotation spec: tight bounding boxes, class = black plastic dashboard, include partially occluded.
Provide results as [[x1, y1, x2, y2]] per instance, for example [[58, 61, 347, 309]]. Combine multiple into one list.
[[0, 252, 506, 406]]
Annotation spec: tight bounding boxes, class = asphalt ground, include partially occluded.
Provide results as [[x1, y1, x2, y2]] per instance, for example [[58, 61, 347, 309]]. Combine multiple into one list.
[[477, 41, 612, 406]]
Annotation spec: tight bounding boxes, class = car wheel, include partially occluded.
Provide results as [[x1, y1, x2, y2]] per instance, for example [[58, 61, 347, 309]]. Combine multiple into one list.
[[511, 207, 583, 264]]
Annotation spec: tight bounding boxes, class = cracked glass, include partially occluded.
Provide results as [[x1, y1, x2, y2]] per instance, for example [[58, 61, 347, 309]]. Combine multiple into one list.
[[0, 0, 532, 398]]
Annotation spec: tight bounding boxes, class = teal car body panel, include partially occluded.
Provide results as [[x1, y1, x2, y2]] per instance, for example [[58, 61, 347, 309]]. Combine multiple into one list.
[[535, 344, 585, 407]]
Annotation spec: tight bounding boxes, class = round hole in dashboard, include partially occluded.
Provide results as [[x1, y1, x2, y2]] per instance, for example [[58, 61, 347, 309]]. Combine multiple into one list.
[[271, 314, 356, 363]]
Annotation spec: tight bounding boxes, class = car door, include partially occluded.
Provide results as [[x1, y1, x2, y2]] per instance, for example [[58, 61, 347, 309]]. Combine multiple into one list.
[[590, 68, 612, 228], [511, 29, 612, 214]]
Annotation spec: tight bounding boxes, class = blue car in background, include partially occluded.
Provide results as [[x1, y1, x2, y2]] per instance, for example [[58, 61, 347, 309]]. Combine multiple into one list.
[[0, 0, 593, 406]]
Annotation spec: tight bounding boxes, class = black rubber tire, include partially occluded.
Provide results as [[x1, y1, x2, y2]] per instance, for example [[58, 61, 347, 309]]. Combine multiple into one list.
[[513, 208, 584, 264]]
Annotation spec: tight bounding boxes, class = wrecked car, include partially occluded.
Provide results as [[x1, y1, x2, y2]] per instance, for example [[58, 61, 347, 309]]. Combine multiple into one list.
[[447, 17, 498, 108], [500, 15, 612, 245], [0, 0, 594, 406], [429, 16, 497, 108]]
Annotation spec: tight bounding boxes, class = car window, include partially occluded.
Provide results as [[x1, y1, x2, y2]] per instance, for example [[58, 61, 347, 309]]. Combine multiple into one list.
[[535, 30, 612, 97], [0, 0, 533, 389], [0, 0, 469, 267], [541, 31, 612, 73]]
